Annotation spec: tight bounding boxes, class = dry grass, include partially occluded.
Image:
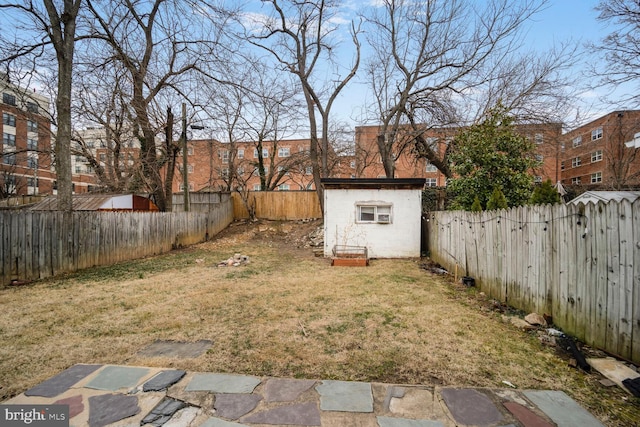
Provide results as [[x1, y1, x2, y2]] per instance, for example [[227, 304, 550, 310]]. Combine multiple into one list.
[[0, 220, 638, 426]]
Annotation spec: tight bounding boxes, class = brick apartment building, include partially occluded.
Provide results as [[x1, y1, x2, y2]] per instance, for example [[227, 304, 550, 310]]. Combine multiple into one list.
[[560, 110, 640, 189], [0, 76, 58, 197], [175, 138, 354, 193], [354, 122, 563, 185]]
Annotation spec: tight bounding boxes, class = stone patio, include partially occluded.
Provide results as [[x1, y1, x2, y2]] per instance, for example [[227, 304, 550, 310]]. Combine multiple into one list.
[[2, 364, 606, 427]]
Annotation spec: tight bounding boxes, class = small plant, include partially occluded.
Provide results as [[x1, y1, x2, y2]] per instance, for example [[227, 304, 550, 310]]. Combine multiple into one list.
[[486, 187, 508, 210], [471, 196, 483, 212], [530, 179, 561, 205]]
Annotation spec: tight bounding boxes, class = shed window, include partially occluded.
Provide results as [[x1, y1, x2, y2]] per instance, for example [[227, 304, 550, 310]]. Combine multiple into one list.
[[357, 204, 392, 224]]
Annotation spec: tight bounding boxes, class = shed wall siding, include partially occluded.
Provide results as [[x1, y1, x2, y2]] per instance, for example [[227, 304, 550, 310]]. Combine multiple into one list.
[[324, 188, 422, 258]]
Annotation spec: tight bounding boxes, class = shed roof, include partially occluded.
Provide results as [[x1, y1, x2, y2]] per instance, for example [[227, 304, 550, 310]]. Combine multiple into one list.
[[29, 194, 157, 211], [569, 191, 640, 205], [321, 178, 426, 190]]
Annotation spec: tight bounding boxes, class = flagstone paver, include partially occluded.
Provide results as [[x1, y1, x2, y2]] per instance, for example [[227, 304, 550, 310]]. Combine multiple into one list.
[[376, 416, 445, 427], [240, 401, 321, 425], [87, 393, 140, 427], [84, 366, 150, 391], [163, 407, 201, 427], [316, 380, 373, 412], [440, 388, 504, 426], [53, 394, 84, 419], [264, 378, 316, 402], [503, 401, 553, 427], [201, 418, 250, 427], [143, 370, 187, 392], [523, 390, 605, 427], [141, 396, 188, 426], [214, 393, 263, 419], [186, 373, 261, 394], [24, 364, 102, 397]]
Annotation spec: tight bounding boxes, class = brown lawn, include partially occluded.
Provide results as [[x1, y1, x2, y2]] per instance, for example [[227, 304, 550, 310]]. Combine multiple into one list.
[[0, 220, 637, 426]]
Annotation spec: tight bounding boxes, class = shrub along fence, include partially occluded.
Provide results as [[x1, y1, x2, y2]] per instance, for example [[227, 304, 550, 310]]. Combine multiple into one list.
[[427, 200, 640, 364], [0, 198, 233, 286]]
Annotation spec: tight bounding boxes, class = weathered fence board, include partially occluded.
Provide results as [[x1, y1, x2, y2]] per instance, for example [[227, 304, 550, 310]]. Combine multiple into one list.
[[427, 200, 640, 364], [0, 198, 233, 286]]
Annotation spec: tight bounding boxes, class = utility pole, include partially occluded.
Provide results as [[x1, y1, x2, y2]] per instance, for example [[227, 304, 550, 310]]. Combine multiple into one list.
[[181, 103, 190, 212]]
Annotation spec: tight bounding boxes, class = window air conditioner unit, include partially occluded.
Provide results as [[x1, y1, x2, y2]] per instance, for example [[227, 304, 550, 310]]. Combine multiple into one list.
[[377, 214, 391, 223]]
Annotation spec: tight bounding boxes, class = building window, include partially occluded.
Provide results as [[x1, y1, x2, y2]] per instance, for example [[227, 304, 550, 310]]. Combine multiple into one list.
[[187, 164, 194, 173], [253, 184, 262, 191], [305, 166, 312, 175], [278, 183, 290, 191], [278, 147, 290, 157], [3, 133, 16, 146], [254, 148, 268, 158], [27, 138, 37, 150], [425, 178, 437, 187], [187, 146, 194, 155], [3, 152, 16, 165], [591, 172, 602, 183], [534, 175, 543, 183], [357, 204, 392, 224], [27, 120, 37, 132], [572, 136, 582, 147], [571, 157, 581, 168], [219, 149, 229, 164], [572, 176, 581, 184], [561, 161, 565, 171], [27, 157, 37, 169], [425, 162, 437, 172], [350, 160, 356, 168], [220, 168, 229, 178], [75, 165, 82, 174], [237, 166, 244, 176], [2, 112, 16, 127], [86, 165, 93, 173], [27, 177, 38, 187], [237, 149, 244, 159], [591, 150, 603, 162], [99, 153, 106, 162], [26, 102, 39, 113], [535, 154, 543, 162], [591, 127, 603, 141], [2, 93, 16, 106], [535, 133, 543, 144]]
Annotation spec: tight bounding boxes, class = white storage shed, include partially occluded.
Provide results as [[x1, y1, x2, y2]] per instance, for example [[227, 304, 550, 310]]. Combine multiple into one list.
[[321, 178, 425, 259]]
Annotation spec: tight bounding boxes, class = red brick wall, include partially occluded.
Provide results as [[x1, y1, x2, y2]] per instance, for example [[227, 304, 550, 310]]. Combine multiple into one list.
[[561, 111, 640, 189]]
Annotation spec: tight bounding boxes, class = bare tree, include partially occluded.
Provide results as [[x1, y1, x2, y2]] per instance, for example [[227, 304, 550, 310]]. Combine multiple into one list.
[[364, 0, 574, 178], [71, 62, 143, 193], [0, 0, 82, 211], [82, 0, 234, 211], [246, 0, 361, 208], [592, 0, 640, 106]]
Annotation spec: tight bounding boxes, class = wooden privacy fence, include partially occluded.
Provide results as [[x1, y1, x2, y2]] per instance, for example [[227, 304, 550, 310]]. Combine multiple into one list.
[[427, 200, 640, 364], [232, 191, 322, 220], [0, 200, 233, 286], [173, 191, 230, 212]]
